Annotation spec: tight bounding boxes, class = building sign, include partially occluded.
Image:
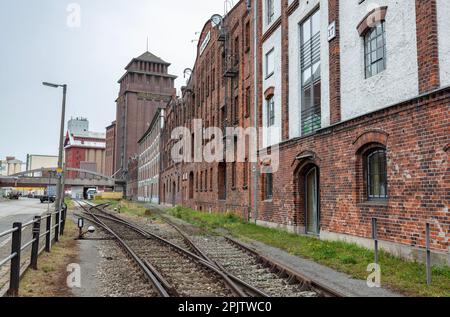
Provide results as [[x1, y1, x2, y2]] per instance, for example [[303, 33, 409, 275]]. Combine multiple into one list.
[[328, 21, 336, 42], [200, 31, 211, 56]]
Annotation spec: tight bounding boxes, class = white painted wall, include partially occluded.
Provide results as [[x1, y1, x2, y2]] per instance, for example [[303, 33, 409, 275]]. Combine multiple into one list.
[[437, 0, 450, 87], [288, 0, 330, 139], [262, 0, 282, 33], [262, 28, 282, 148], [340, 0, 419, 121]]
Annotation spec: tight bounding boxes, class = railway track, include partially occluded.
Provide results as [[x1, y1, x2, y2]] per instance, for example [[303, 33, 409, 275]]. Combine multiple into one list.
[[148, 208, 344, 297], [77, 201, 343, 297], [75, 200, 265, 297]]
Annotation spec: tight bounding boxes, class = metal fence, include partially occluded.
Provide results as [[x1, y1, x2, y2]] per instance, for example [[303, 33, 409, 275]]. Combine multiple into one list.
[[371, 218, 435, 285], [0, 204, 67, 297]]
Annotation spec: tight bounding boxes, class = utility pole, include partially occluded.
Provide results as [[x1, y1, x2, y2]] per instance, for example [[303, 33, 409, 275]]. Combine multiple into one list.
[[252, 0, 259, 223], [43, 82, 67, 211]]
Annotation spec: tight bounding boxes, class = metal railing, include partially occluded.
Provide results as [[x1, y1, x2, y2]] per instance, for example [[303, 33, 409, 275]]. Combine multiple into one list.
[[0, 204, 67, 297], [371, 218, 436, 286], [301, 106, 321, 135]]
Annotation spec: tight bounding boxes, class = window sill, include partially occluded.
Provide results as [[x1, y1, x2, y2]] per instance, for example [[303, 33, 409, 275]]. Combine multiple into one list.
[[265, 72, 274, 80], [263, 199, 273, 203], [358, 200, 388, 208]]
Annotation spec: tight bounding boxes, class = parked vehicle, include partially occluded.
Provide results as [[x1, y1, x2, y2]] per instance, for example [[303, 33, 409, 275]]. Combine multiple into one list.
[[86, 188, 97, 200], [8, 192, 20, 200], [40, 195, 55, 203], [40, 185, 57, 203]]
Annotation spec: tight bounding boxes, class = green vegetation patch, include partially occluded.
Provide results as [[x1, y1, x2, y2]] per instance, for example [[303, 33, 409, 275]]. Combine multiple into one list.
[[168, 206, 450, 297]]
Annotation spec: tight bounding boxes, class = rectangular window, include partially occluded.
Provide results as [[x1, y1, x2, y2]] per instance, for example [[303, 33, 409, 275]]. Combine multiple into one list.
[[232, 162, 236, 189], [364, 22, 386, 78], [210, 168, 213, 191], [233, 95, 239, 124], [300, 9, 321, 135], [267, 96, 275, 126], [265, 173, 273, 200], [266, 48, 275, 78], [245, 86, 251, 117], [245, 22, 251, 52], [267, 0, 275, 24], [234, 36, 240, 65], [243, 159, 249, 189]]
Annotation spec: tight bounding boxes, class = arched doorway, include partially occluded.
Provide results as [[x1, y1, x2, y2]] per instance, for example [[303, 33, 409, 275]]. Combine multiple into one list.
[[295, 159, 320, 236], [305, 166, 320, 235]]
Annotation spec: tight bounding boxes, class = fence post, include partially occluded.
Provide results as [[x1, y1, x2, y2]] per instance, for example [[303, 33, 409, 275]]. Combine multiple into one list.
[[372, 218, 378, 264], [426, 223, 431, 286], [30, 216, 41, 270], [45, 214, 52, 252], [60, 205, 67, 236], [7, 222, 22, 297], [54, 210, 60, 243]]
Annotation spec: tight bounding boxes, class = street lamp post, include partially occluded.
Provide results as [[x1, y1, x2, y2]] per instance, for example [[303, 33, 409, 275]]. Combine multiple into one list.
[[43, 82, 67, 212]]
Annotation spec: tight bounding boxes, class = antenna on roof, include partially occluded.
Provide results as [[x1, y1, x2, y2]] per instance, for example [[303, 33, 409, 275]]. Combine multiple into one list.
[[146, 37, 149, 52]]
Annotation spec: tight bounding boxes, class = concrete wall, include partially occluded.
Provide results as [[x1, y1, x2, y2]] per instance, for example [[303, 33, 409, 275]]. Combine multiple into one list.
[[340, 0, 419, 121], [288, 0, 330, 138], [437, 0, 450, 87]]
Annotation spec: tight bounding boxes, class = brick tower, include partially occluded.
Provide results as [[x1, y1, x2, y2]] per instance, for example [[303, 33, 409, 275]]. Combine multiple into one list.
[[114, 51, 176, 178]]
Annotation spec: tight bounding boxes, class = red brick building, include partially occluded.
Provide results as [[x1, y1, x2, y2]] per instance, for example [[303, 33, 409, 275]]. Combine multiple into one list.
[[64, 128, 106, 178], [105, 121, 116, 177], [161, 0, 256, 215], [157, 0, 449, 264], [114, 51, 177, 186]]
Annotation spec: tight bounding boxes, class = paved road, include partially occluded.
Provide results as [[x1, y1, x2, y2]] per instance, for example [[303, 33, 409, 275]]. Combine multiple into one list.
[[0, 198, 51, 246]]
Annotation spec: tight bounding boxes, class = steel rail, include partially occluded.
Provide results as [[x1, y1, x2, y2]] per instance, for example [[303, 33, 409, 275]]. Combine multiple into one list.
[[93, 205, 271, 297], [145, 205, 344, 297], [225, 236, 344, 297], [0, 227, 18, 238], [156, 214, 270, 297], [0, 253, 16, 268], [87, 212, 248, 297], [74, 200, 170, 297], [83, 202, 248, 297]]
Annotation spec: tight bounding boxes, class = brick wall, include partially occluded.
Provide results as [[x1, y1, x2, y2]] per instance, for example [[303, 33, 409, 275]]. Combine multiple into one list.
[[329, 0, 341, 124], [258, 87, 449, 252], [160, 0, 254, 220], [416, 0, 441, 93]]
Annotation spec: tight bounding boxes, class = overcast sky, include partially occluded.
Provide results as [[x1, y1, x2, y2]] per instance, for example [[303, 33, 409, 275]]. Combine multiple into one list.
[[0, 0, 231, 162]]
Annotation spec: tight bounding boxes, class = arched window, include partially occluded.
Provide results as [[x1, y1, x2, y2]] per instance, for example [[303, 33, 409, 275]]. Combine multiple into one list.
[[364, 21, 386, 78], [366, 148, 388, 200]]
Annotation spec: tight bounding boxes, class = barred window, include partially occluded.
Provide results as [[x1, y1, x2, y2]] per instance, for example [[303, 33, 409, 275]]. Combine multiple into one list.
[[364, 22, 386, 78], [367, 148, 388, 200], [300, 9, 321, 135]]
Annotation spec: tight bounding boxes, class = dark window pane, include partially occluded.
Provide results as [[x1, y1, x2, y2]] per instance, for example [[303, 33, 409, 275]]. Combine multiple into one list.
[[367, 149, 388, 200]]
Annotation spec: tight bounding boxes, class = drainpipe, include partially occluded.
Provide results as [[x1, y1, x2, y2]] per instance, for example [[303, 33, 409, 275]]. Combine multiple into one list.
[[252, 0, 259, 224]]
